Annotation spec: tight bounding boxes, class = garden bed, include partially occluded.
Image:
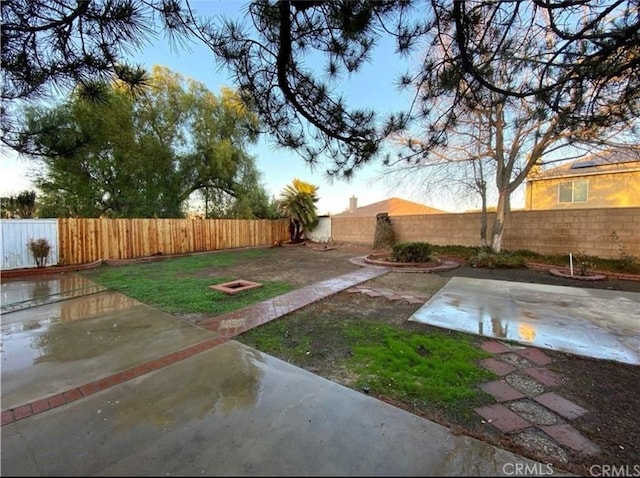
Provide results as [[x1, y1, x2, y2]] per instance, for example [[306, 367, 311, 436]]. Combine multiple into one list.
[[363, 253, 460, 272]]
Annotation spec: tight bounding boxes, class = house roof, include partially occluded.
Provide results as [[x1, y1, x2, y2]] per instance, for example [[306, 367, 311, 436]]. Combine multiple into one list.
[[528, 148, 640, 181], [333, 197, 444, 218]]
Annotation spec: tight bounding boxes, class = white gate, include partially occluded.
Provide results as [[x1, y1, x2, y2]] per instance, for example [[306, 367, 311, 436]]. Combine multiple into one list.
[[307, 216, 332, 243], [1, 219, 59, 270]]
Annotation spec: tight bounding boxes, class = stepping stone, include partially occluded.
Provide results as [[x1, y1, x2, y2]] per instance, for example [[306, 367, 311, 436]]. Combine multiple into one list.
[[481, 380, 525, 402], [475, 404, 532, 433], [481, 340, 510, 354], [405, 298, 425, 305], [517, 348, 553, 366], [524, 367, 562, 387], [534, 392, 588, 420], [541, 424, 600, 455], [480, 358, 516, 376]]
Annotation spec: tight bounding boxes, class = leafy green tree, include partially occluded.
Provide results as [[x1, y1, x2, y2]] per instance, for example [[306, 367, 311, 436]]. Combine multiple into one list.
[[0, 189, 37, 218], [22, 66, 270, 218], [277, 179, 319, 243]]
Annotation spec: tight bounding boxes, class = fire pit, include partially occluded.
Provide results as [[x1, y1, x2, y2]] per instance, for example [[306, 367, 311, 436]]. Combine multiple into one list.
[[209, 280, 263, 295]]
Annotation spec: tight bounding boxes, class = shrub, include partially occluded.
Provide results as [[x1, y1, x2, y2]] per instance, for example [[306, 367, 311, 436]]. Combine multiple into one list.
[[27, 237, 51, 268], [391, 242, 432, 263], [431, 244, 482, 260], [468, 250, 526, 269]]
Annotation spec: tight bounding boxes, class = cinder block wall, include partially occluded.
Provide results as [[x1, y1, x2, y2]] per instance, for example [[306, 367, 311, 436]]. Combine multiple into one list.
[[331, 207, 640, 259], [505, 208, 639, 259], [330, 217, 377, 245]]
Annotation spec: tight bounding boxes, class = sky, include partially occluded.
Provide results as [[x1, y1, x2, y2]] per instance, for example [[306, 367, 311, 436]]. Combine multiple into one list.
[[0, 0, 524, 215]]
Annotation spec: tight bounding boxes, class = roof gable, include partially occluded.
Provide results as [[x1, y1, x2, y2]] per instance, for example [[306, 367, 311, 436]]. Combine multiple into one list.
[[333, 197, 443, 217], [529, 148, 640, 181]]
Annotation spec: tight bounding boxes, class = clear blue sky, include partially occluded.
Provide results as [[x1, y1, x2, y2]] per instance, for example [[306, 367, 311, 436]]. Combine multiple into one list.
[[0, 0, 521, 213]]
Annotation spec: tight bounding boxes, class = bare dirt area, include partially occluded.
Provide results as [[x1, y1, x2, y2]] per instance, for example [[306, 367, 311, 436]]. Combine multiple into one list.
[[201, 242, 640, 474], [193, 242, 372, 286]]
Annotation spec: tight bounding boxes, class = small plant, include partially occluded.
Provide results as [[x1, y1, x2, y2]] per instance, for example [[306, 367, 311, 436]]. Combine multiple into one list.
[[391, 242, 432, 263], [610, 231, 640, 273], [27, 237, 51, 268], [573, 251, 596, 276]]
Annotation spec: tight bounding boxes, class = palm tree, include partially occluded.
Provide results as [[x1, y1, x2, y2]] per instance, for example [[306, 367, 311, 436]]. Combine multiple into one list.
[[277, 179, 319, 243]]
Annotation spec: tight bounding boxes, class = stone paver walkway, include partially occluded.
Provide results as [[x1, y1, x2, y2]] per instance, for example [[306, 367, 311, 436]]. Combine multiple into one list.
[[198, 267, 389, 337], [345, 285, 428, 304], [475, 339, 600, 464]]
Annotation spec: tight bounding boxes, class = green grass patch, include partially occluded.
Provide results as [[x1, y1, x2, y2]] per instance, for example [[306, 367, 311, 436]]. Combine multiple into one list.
[[345, 323, 495, 405], [81, 250, 292, 314], [239, 316, 496, 412], [238, 319, 312, 357]]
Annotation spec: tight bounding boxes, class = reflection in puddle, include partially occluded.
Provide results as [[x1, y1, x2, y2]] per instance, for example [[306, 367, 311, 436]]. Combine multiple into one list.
[[58, 293, 140, 322], [518, 323, 536, 342], [2, 274, 100, 302], [1, 289, 215, 410], [111, 343, 265, 431], [410, 277, 640, 365]]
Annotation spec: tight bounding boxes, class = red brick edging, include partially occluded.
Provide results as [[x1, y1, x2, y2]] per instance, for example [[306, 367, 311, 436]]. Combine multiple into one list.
[[1, 337, 228, 426], [1, 260, 103, 280]]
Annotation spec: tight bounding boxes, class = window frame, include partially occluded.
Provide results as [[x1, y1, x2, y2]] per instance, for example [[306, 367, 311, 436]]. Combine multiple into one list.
[[558, 179, 589, 204]]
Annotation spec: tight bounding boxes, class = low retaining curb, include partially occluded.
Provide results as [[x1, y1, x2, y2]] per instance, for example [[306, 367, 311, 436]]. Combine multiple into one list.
[[0, 260, 103, 280], [363, 255, 460, 273], [525, 261, 640, 282]]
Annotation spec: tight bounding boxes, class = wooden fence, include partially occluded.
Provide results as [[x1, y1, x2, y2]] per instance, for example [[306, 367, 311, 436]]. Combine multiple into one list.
[[58, 218, 289, 265]]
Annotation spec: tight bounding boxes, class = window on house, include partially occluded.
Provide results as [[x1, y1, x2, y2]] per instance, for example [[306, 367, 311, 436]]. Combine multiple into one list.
[[558, 180, 588, 203]]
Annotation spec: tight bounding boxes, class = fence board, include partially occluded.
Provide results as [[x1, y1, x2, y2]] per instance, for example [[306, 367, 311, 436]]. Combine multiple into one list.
[[57, 218, 289, 265]]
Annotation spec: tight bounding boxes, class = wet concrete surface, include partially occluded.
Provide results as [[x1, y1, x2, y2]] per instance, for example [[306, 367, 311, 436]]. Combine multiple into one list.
[[1, 274, 107, 313], [1, 277, 216, 411], [1, 340, 549, 476], [410, 277, 640, 365]]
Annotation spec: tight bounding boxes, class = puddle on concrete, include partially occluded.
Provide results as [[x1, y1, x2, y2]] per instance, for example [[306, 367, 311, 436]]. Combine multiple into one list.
[[1, 289, 215, 411], [1, 274, 107, 313], [410, 277, 640, 365]]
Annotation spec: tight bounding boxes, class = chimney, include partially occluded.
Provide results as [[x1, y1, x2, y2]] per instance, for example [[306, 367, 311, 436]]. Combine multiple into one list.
[[349, 196, 358, 213]]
